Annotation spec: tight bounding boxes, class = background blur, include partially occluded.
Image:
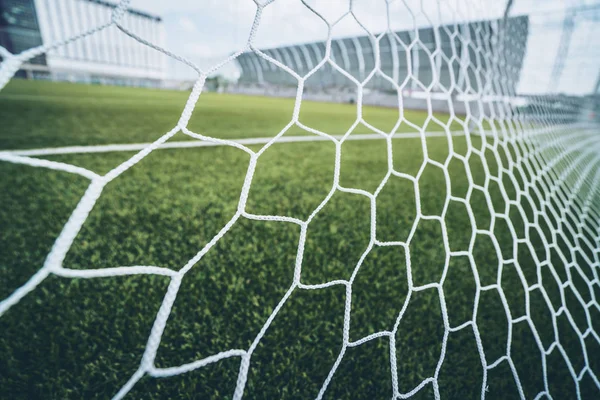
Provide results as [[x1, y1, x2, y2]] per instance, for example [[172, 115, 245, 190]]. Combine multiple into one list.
[[1, 0, 599, 96]]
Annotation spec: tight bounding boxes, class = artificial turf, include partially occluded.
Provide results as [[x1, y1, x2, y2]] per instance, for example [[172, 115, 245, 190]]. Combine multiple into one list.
[[0, 79, 598, 399]]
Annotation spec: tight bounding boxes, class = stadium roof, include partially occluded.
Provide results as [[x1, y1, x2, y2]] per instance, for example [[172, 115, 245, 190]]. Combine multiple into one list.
[[88, 0, 162, 22], [236, 15, 529, 94]]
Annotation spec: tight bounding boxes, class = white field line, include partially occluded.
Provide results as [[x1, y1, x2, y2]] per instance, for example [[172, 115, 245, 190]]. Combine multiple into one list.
[[1, 131, 466, 157], [0, 123, 590, 158]]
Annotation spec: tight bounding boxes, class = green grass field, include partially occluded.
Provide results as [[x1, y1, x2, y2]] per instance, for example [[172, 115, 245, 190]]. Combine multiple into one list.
[[0, 80, 599, 399]]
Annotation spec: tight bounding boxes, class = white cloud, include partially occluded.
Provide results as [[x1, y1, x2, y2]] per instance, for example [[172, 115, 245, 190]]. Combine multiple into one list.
[[178, 16, 198, 34], [301, 0, 350, 23], [184, 43, 216, 58]]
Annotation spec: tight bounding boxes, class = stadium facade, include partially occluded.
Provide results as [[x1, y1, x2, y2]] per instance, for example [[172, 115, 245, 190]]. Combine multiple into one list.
[[0, 0, 167, 86], [235, 16, 529, 110]]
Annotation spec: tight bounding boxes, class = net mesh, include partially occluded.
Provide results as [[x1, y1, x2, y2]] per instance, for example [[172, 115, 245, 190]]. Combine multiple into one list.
[[1, 0, 600, 399]]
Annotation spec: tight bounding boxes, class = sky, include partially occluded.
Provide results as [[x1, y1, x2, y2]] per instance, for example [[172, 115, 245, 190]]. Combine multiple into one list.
[[127, 0, 600, 95]]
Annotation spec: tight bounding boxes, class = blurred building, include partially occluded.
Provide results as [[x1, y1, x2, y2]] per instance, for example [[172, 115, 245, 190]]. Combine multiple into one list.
[[0, 0, 167, 86], [234, 16, 529, 111]]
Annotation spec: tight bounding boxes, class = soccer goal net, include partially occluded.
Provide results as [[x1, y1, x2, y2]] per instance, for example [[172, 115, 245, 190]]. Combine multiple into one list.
[[0, 0, 599, 399]]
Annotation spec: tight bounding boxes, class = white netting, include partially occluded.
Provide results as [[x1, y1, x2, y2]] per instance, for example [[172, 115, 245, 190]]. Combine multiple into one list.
[[1, 0, 600, 399]]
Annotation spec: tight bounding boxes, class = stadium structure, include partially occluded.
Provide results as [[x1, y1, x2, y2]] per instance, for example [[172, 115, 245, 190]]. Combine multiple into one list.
[[0, 0, 167, 86], [234, 16, 530, 113]]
